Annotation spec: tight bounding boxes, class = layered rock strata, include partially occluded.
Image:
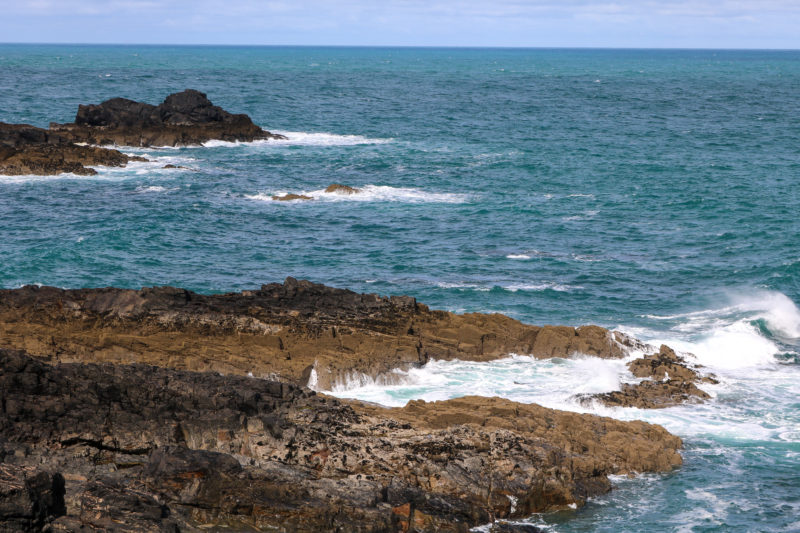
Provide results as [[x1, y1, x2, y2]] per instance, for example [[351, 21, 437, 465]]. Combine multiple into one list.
[[0, 122, 142, 176], [0, 278, 627, 390], [50, 89, 286, 147], [0, 348, 682, 532]]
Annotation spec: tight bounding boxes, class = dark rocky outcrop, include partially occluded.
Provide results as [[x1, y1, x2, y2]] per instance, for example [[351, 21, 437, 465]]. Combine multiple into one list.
[[0, 348, 682, 531], [0, 464, 65, 532], [0, 278, 628, 391], [581, 345, 718, 409], [1, 89, 284, 176], [50, 89, 286, 147], [0, 122, 142, 176]]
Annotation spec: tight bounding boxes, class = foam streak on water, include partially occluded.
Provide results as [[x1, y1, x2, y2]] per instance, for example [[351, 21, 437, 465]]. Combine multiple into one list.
[[245, 184, 468, 204], [203, 131, 391, 147]]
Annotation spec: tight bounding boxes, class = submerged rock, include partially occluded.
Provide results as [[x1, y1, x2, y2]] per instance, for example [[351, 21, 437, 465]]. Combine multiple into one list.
[[272, 193, 314, 201], [50, 89, 287, 147], [325, 183, 360, 194], [0, 122, 142, 176], [0, 348, 682, 531]]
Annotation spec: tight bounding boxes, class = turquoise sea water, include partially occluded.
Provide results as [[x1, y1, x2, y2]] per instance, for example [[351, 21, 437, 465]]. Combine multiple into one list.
[[1, 45, 799, 531]]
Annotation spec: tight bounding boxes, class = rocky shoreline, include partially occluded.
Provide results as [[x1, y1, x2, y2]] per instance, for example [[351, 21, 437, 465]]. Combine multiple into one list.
[[0, 89, 284, 176], [0, 279, 716, 531]]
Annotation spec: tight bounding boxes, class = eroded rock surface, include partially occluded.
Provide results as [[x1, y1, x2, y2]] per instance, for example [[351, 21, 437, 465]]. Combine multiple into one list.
[[50, 89, 286, 147], [0, 278, 627, 390], [0, 348, 682, 532], [0, 122, 142, 176], [0, 464, 65, 532], [583, 345, 718, 409]]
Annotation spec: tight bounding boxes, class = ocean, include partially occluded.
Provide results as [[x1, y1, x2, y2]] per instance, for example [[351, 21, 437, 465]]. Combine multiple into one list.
[[1, 44, 799, 531]]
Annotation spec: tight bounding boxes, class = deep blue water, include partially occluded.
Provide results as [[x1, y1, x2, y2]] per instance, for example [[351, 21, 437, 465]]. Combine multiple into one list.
[[1, 45, 799, 532]]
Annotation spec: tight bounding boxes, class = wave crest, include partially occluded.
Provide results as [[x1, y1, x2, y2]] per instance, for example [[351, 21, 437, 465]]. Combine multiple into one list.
[[204, 131, 391, 148], [246, 184, 469, 204]]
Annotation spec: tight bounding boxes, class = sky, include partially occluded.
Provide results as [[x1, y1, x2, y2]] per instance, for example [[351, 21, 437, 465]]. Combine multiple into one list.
[[1, 0, 799, 49]]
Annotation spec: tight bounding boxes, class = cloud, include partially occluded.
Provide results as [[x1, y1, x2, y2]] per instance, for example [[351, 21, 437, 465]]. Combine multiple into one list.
[[7, 0, 800, 19], [2, 0, 799, 47]]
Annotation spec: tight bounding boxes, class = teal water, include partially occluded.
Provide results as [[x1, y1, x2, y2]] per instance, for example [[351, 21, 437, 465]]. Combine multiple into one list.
[[1, 45, 799, 531]]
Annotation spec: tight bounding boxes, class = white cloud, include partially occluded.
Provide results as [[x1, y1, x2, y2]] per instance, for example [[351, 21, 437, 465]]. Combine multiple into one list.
[[2, 0, 799, 47]]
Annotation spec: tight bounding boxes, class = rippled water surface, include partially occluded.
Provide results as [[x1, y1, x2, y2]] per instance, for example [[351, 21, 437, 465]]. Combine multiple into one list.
[[1, 45, 799, 532]]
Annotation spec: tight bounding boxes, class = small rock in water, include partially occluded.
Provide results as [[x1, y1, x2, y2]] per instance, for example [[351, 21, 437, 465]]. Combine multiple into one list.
[[325, 183, 360, 194], [272, 193, 313, 201]]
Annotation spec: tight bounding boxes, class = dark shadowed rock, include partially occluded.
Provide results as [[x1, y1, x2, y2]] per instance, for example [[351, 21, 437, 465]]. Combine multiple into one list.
[[0, 348, 682, 531], [51, 89, 287, 147], [0, 122, 141, 176], [0, 464, 66, 532]]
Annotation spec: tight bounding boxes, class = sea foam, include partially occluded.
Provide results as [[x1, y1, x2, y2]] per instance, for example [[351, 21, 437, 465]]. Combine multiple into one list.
[[246, 184, 468, 204], [203, 131, 391, 148]]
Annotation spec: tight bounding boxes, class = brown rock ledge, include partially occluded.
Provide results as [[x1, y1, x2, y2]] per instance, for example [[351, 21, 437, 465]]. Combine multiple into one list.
[[581, 344, 719, 409], [0, 278, 628, 391], [0, 348, 682, 532]]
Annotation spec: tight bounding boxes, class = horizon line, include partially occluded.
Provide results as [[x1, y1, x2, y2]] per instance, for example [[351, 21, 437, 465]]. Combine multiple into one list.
[[1, 42, 799, 52]]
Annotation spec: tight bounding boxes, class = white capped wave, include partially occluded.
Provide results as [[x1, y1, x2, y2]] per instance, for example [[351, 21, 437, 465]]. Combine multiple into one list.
[[647, 323, 781, 371], [506, 254, 532, 260], [646, 290, 800, 338], [503, 282, 582, 292], [563, 210, 599, 221], [433, 281, 580, 292], [0, 172, 85, 184], [246, 184, 469, 204], [135, 185, 178, 193], [203, 131, 391, 148], [641, 289, 800, 370], [435, 281, 489, 291]]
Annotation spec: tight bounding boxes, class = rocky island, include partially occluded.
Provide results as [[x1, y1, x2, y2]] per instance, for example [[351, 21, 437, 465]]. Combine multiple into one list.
[[0, 90, 285, 176], [0, 279, 714, 531], [50, 89, 286, 147]]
